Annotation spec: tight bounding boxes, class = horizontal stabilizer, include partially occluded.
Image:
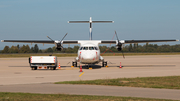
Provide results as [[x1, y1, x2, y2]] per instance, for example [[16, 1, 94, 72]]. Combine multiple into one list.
[[92, 21, 114, 23], [68, 21, 89, 23], [68, 21, 114, 23]]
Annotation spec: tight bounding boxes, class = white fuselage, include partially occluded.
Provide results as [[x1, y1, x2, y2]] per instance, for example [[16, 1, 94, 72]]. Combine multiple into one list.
[[76, 41, 103, 64]]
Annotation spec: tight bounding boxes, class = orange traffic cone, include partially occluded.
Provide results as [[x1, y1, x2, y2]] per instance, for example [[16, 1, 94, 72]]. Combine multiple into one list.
[[79, 65, 83, 72], [119, 62, 122, 68], [58, 63, 61, 69]]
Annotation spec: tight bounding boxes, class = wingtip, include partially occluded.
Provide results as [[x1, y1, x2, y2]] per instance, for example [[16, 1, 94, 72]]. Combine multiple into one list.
[[1, 40, 4, 42]]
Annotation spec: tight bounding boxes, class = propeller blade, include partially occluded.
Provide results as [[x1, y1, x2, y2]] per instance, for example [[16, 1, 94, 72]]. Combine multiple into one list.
[[121, 50, 125, 59], [60, 33, 68, 42], [47, 36, 54, 41], [115, 31, 119, 41]]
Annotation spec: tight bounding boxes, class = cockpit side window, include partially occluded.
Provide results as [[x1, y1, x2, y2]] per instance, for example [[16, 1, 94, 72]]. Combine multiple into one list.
[[83, 47, 88, 50], [89, 47, 94, 50], [94, 47, 98, 50], [79, 47, 83, 50]]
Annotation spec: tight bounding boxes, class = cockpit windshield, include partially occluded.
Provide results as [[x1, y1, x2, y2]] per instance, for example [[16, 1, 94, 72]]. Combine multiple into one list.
[[89, 47, 94, 50], [83, 47, 88, 50], [79, 47, 98, 50], [94, 47, 98, 50]]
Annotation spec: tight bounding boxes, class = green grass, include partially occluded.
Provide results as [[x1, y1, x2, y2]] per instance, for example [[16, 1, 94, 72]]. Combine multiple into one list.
[[0, 52, 180, 58], [55, 76, 180, 89], [0, 92, 176, 101]]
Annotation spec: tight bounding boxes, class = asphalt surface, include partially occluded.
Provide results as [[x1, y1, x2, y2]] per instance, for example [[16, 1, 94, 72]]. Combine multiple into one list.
[[1, 83, 180, 100], [0, 55, 180, 100]]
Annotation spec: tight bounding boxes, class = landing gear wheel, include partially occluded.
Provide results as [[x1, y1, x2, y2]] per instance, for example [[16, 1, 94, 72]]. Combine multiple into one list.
[[72, 62, 77, 67], [102, 61, 107, 67]]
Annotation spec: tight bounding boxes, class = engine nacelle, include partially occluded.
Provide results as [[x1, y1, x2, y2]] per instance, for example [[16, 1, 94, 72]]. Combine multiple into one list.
[[116, 42, 122, 51], [116, 46, 122, 51], [56, 43, 63, 51], [56, 47, 62, 51]]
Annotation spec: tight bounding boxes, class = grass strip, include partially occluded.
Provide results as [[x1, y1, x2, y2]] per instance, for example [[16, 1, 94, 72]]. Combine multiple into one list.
[[0, 52, 180, 58], [55, 76, 180, 89], [0, 92, 176, 101]]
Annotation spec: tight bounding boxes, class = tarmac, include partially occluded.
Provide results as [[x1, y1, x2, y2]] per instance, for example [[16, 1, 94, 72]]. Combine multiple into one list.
[[0, 55, 180, 100]]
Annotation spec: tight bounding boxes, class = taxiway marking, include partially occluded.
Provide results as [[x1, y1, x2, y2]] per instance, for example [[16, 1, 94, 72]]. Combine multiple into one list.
[[79, 72, 84, 77]]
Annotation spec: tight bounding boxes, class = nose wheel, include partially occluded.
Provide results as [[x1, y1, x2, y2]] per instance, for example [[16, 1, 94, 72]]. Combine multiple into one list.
[[102, 61, 107, 67], [72, 62, 77, 67]]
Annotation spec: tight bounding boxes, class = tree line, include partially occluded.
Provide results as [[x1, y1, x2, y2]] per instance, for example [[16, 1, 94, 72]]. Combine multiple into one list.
[[1, 43, 180, 53]]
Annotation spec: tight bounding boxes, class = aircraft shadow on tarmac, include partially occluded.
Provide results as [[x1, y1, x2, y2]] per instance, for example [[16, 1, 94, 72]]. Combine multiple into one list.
[[81, 65, 102, 69], [60, 65, 102, 69]]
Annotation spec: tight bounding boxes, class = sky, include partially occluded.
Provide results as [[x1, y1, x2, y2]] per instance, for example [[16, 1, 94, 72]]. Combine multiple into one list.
[[0, 0, 180, 50]]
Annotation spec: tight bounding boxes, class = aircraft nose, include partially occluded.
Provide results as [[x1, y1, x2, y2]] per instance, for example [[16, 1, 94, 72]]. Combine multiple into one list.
[[81, 51, 95, 60]]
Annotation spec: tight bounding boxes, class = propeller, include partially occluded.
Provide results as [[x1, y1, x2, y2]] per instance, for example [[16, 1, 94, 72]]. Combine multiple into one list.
[[115, 31, 125, 59], [47, 33, 68, 51]]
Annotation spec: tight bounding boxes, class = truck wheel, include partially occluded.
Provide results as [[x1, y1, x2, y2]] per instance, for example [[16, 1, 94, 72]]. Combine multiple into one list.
[[31, 67, 37, 70], [53, 67, 56, 70], [31, 67, 34, 70]]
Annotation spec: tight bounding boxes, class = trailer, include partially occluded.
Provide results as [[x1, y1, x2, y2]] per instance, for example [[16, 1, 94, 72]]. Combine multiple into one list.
[[29, 56, 57, 70]]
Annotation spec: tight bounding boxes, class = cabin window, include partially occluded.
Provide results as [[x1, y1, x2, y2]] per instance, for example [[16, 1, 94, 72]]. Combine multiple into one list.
[[94, 47, 98, 50], [83, 47, 88, 50], [89, 47, 94, 50]]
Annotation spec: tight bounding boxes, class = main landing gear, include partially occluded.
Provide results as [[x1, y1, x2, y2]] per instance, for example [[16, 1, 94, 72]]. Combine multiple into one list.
[[72, 62, 77, 67], [102, 61, 107, 67]]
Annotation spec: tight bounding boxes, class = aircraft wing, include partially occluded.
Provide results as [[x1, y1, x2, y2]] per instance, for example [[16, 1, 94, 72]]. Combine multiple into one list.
[[1, 40, 55, 44], [124, 39, 178, 43], [1, 40, 79, 44], [101, 39, 178, 44], [1, 39, 178, 45]]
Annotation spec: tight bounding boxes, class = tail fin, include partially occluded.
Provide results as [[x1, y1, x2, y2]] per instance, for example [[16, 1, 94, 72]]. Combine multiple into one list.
[[68, 17, 114, 40]]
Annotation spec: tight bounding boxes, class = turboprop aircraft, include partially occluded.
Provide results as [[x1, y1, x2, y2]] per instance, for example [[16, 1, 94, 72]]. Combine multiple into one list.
[[1, 17, 179, 67]]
